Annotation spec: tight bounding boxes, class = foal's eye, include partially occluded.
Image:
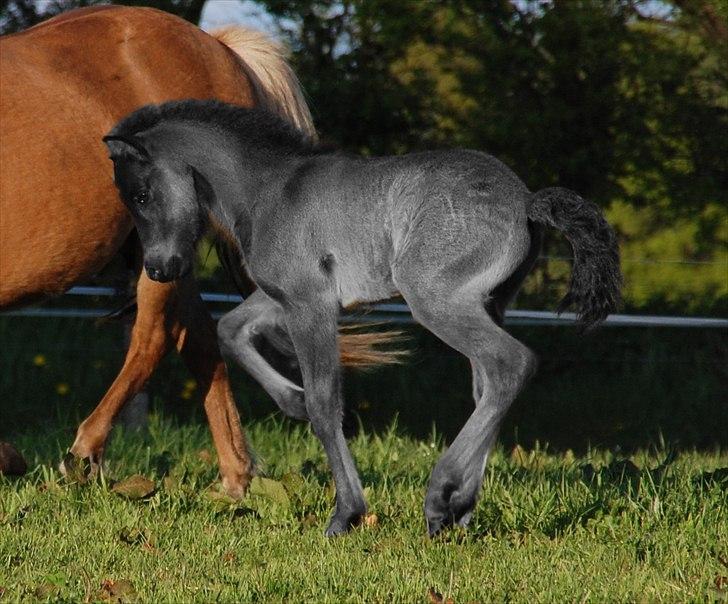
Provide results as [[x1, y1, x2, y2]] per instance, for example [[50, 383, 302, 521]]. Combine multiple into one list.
[[133, 190, 149, 205]]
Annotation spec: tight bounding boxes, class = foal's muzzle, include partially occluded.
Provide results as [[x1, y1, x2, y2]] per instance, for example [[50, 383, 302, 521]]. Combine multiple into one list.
[[144, 254, 189, 283]]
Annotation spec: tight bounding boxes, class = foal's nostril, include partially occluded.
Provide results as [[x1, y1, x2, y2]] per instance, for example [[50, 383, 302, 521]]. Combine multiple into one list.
[[144, 262, 163, 281]]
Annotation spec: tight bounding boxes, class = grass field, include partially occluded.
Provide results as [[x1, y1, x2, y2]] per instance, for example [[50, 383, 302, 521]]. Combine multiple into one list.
[[1, 316, 727, 601]]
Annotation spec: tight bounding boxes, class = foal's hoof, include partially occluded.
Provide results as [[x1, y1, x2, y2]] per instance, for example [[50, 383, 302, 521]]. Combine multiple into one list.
[[424, 483, 477, 537], [59, 451, 98, 483], [324, 506, 366, 537]]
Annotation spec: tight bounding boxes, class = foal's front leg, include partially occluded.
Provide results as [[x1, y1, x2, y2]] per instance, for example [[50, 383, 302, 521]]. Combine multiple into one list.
[[217, 290, 307, 420], [283, 298, 367, 536]]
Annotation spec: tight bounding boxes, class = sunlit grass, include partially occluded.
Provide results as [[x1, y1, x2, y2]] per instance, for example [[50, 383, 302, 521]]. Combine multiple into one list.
[[1, 414, 726, 602], [1, 315, 726, 601]]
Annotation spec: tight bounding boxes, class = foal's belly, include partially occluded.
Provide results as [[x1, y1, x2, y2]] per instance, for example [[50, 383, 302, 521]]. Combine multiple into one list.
[[334, 256, 399, 308]]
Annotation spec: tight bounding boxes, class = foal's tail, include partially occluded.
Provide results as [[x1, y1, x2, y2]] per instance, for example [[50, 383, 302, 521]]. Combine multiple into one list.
[[528, 187, 622, 329]]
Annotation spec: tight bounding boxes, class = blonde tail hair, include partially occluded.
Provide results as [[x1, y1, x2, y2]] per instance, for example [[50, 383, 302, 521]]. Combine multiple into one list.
[[211, 26, 317, 140]]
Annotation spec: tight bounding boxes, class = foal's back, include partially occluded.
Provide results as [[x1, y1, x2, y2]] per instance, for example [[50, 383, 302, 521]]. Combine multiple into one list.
[[270, 148, 533, 307]]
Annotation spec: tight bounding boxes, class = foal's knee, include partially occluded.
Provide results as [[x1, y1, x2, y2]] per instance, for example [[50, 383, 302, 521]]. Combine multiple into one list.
[[486, 342, 537, 397], [216, 311, 247, 358]]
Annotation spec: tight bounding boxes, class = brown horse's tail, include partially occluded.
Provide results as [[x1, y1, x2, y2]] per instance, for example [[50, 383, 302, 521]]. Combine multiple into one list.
[[210, 27, 407, 369], [211, 26, 317, 140]]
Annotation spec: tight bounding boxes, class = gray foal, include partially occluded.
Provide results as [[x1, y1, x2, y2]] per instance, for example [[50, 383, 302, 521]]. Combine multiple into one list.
[[103, 100, 621, 536]]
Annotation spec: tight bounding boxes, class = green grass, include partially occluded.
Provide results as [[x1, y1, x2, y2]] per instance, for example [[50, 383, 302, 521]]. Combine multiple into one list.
[[1, 415, 727, 602], [1, 316, 727, 601]]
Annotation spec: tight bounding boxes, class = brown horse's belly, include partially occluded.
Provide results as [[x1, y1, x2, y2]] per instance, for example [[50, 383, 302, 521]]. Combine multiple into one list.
[[0, 6, 254, 309]]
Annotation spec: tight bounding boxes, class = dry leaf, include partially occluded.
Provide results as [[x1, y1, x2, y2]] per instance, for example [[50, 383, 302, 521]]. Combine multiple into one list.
[[111, 475, 155, 500], [197, 449, 213, 464], [364, 513, 379, 527], [61, 452, 92, 484], [428, 587, 455, 604], [0, 442, 27, 476], [119, 527, 153, 547], [98, 578, 137, 603], [222, 551, 237, 563]]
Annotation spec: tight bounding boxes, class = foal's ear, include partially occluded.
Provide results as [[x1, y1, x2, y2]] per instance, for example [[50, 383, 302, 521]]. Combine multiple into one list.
[[102, 135, 150, 163]]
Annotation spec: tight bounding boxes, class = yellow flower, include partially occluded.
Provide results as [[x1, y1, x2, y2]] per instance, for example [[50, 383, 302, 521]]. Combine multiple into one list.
[[56, 383, 70, 396], [183, 379, 197, 392], [180, 390, 193, 400], [33, 354, 47, 367]]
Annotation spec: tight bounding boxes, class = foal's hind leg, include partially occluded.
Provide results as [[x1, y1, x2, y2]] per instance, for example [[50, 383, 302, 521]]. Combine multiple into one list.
[[393, 232, 537, 535], [217, 290, 307, 420], [404, 290, 536, 535]]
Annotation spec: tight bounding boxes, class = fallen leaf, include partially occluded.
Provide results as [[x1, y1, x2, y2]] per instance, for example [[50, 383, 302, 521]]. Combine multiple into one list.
[[248, 476, 290, 507], [222, 551, 236, 563], [119, 527, 153, 548], [111, 475, 155, 500], [715, 576, 728, 590], [197, 449, 213, 464], [205, 490, 257, 518], [364, 513, 379, 527], [0, 442, 27, 476], [97, 578, 137, 603], [428, 587, 455, 604]]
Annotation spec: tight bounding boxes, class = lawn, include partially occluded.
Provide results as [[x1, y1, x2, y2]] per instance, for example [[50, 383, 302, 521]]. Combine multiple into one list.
[[0, 316, 726, 602]]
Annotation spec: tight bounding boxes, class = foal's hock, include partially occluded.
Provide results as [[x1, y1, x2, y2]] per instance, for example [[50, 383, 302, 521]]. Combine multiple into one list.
[[104, 99, 622, 536]]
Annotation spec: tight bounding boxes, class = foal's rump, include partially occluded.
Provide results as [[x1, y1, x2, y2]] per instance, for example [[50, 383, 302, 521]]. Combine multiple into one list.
[[389, 149, 534, 305]]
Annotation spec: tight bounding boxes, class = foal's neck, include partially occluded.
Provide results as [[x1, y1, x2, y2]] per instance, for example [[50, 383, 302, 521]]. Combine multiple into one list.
[[154, 118, 307, 252]]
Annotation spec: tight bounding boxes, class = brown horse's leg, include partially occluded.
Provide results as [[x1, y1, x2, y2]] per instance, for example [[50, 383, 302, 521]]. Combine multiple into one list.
[[171, 277, 253, 498], [65, 273, 252, 496], [65, 274, 173, 472]]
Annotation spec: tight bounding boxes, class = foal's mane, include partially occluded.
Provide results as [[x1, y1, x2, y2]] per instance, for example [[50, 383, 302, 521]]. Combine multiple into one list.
[[110, 99, 320, 156]]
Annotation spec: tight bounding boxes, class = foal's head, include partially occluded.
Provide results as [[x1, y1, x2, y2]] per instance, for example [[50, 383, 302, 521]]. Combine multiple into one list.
[[103, 133, 207, 282]]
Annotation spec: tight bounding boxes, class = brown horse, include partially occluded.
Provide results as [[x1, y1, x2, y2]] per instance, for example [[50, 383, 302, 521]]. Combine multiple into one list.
[[0, 6, 395, 493]]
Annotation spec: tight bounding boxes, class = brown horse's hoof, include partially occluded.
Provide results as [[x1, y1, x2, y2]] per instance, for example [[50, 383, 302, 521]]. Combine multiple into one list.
[[0, 442, 28, 476], [59, 451, 97, 483]]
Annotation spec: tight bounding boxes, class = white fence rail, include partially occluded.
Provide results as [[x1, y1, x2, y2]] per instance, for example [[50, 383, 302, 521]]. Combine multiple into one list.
[[1, 286, 726, 328]]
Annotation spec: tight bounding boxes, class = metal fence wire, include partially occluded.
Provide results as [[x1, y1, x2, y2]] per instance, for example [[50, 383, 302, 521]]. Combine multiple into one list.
[[1, 286, 726, 328]]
